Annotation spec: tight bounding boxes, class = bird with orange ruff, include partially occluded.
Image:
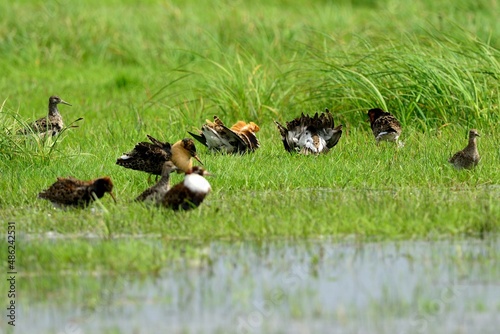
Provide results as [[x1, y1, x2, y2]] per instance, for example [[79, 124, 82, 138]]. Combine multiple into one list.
[[188, 116, 260, 154]]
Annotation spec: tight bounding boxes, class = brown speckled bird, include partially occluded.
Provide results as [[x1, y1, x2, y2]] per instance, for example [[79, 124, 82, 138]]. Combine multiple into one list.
[[367, 108, 402, 145], [161, 166, 212, 211], [23, 96, 72, 136], [448, 129, 481, 170], [188, 116, 260, 154], [116, 136, 203, 176], [274, 109, 342, 155], [135, 161, 178, 203], [38, 176, 116, 208]]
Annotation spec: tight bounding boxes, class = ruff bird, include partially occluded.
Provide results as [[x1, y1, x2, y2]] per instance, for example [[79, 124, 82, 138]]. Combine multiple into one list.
[[162, 166, 212, 211], [135, 161, 178, 203], [188, 116, 260, 154], [448, 129, 481, 170], [367, 108, 402, 145], [274, 109, 342, 155], [38, 176, 116, 208], [117, 136, 203, 176], [22, 96, 72, 136]]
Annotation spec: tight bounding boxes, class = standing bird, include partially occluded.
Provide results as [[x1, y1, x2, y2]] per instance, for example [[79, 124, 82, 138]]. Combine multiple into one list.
[[22, 96, 72, 136], [38, 176, 116, 208], [162, 166, 212, 211], [367, 108, 402, 146], [274, 109, 342, 155], [135, 161, 178, 203], [448, 129, 481, 170], [188, 116, 260, 154], [116, 136, 203, 177]]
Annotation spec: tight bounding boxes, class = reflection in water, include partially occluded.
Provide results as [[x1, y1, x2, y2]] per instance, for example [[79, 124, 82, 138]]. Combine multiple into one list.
[[15, 239, 500, 333]]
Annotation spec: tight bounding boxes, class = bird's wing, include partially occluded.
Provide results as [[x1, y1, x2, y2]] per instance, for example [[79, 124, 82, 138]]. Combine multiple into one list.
[[274, 120, 295, 152], [187, 130, 208, 147], [38, 177, 88, 205], [201, 119, 247, 153], [374, 115, 402, 134], [162, 183, 189, 210], [320, 125, 343, 149]]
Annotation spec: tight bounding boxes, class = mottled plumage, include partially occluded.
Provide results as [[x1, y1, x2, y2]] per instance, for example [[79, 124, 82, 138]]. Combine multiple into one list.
[[161, 166, 212, 211], [188, 116, 260, 154], [38, 176, 116, 208], [135, 161, 178, 203], [116, 136, 203, 176], [367, 108, 402, 145], [22, 96, 72, 136], [274, 109, 342, 155], [449, 129, 481, 170]]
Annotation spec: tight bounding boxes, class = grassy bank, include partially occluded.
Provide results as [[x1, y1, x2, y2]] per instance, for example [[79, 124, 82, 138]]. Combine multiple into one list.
[[0, 0, 499, 275]]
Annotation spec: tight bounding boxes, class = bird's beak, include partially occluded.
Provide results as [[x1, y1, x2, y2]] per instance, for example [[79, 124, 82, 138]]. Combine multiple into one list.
[[60, 100, 72, 106], [109, 192, 117, 204], [193, 154, 204, 165], [204, 171, 214, 177]]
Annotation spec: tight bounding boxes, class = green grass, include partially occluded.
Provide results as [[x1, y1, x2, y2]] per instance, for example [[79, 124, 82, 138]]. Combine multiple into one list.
[[0, 0, 499, 276]]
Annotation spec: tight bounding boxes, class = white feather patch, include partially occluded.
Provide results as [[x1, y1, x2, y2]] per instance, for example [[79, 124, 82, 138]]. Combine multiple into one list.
[[184, 174, 211, 194], [376, 132, 399, 142], [120, 155, 131, 160]]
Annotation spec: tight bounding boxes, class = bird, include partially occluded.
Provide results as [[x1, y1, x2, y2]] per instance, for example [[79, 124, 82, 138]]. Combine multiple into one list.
[[161, 166, 212, 211], [116, 136, 203, 176], [448, 129, 481, 170], [367, 108, 402, 145], [38, 176, 116, 208], [135, 161, 178, 203], [188, 116, 260, 154], [22, 96, 72, 136], [274, 109, 342, 155]]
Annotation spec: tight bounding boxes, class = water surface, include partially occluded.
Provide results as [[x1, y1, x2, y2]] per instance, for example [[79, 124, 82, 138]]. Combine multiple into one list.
[[11, 238, 500, 334]]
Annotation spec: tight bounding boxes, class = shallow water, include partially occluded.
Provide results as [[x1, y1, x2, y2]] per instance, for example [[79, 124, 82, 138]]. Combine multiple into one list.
[[11, 238, 500, 334]]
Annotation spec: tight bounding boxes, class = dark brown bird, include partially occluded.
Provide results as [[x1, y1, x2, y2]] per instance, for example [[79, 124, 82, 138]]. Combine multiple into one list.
[[116, 136, 203, 176], [135, 161, 178, 203], [22, 96, 72, 136], [274, 109, 342, 155], [38, 176, 116, 208], [188, 116, 260, 154], [449, 129, 481, 170], [161, 166, 212, 211], [367, 108, 402, 145]]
